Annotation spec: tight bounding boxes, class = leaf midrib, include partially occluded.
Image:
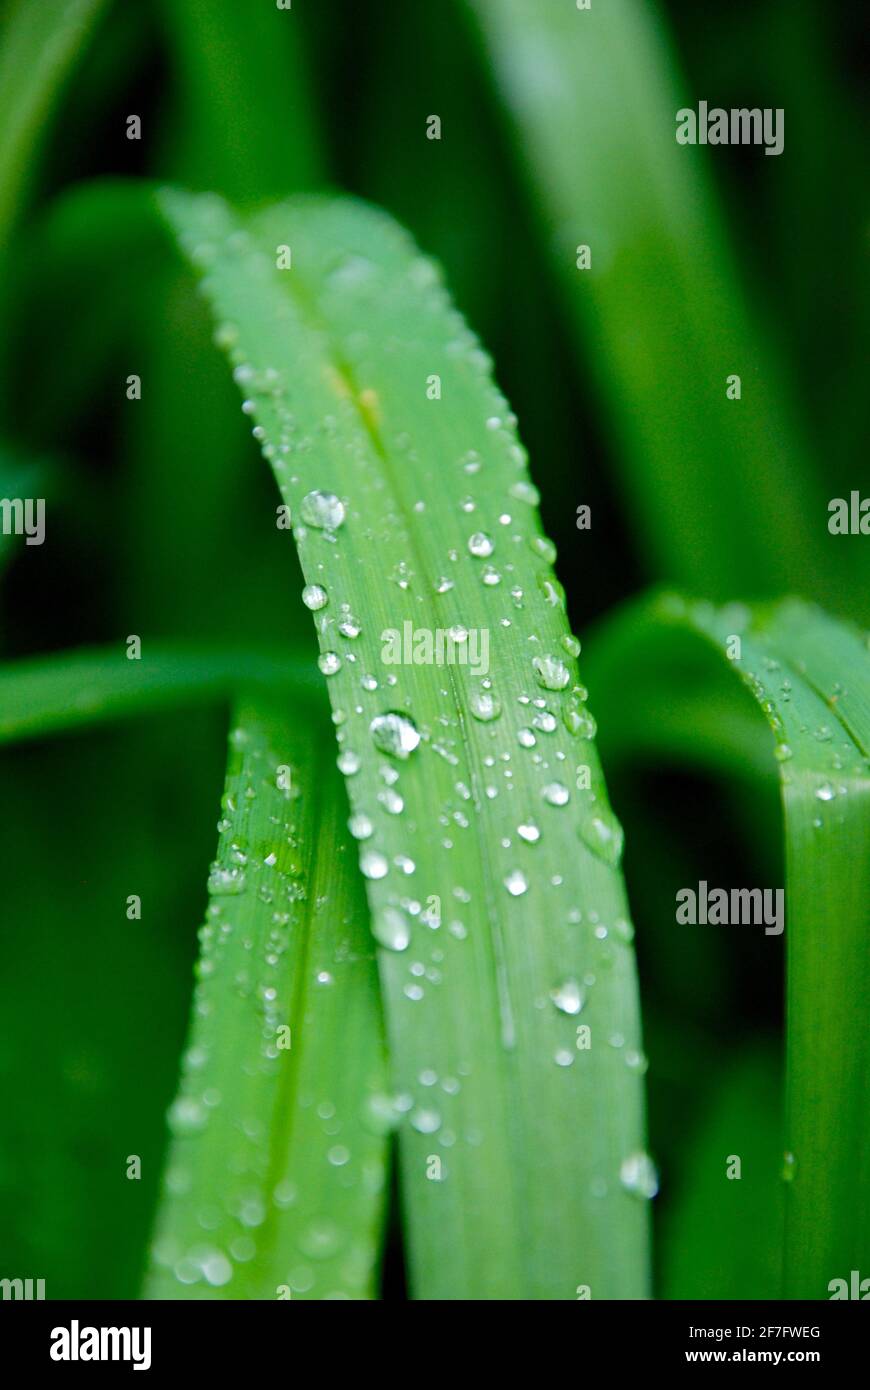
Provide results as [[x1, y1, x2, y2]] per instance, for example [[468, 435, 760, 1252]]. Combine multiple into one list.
[[260, 219, 530, 1270]]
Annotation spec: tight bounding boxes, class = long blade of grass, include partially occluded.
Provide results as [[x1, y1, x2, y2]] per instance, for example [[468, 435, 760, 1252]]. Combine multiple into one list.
[[586, 592, 870, 1297], [3, 179, 163, 435], [145, 693, 388, 1299], [661, 1045, 783, 1299], [157, 0, 324, 202], [161, 188, 652, 1299], [465, 0, 834, 605], [0, 642, 315, 744], [0, 0, 109, 248]]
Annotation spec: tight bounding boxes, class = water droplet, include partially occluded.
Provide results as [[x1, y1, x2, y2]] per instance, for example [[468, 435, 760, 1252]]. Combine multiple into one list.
[[815, 783, 835, 801], [360, 850, 389, 880], [338, 610, 361, 639], [470, 690, 501, 722], [509, 480, 539, 505], [542, 781, 570, 807], [565, 702, 597, 738], [202, 1250, 233, 1287], [301, 490, 346, 530], [580, 809, 625, 866], [530, 535, 557, 564], [620, 1152, 659, 1200], [364, 1093, 403, 1135], [504, 869, 528, 897], [337, 750, 360, 775], [614, 917, 635, 942], [781, 1151, 797, 1182], [551, 979, 585, 1015], [208, 866, 246, 896], [299, 1220, 341, 1260], [537, 575, 565, 609], [379, 787, 404, 815], [372, 906, 411, 952], [468, 531, 494, 558], [410, 1107, 441, 1134], [370, 711, 421, 759], [517, 727, 537, 749], [532, 654, 570, 691], [517, 822, 540, 843], [302, 583, 328, 611], [561, 633, 581, 658], [318, 651, 342, 676], [773, 742, 793, 763], [168, 1097, 208, 1136], [348, 813, 373, 840]]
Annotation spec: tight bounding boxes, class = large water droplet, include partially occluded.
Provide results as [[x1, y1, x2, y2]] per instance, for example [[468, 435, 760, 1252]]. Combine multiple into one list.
[[532, 655, 570, 691], [337, 611, 361, 639], [620, 1151, 659, 1200], [372, 906, 411, 952], [551, 979, 585, 1015], [565, 703, 597, 739], [208, 866, 246, 896], [580, 809, 625, 866], [504, 869, 529, 897], [509, 480, 539, 506], [301, 490, 346, 530], [468, 531, 494, 558], [348, 812, 373, 840], [530, 535, 557, 563], [542, 781, 570, 807], [318, 651, 342, 676], [302, 583, 328, 611], [469, 690, 501, 722], [410, 1107, 441, 1134], [167, 1097, 208, 1136], [360, 850, 389, 880], [370, 711, 421, 759], [202, 1250, 233, 1287], [299, 1220, 341, 1259]]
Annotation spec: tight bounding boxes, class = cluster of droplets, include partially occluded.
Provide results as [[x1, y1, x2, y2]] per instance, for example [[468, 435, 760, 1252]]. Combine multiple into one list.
[[181, 208, 660, 1231]]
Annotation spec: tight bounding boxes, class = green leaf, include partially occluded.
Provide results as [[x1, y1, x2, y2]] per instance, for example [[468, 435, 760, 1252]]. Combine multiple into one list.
[[0, 0, 109, 248], [145, 693, 388, 1300], [4, 179, 164, 434], [661, 1045, 784, 1300], [465, 0, 835, 605], [0, 642, 314, 745], [586, 592, 870, 1297], [158, 0, 324, 202], [160, 188, 652, 1299]]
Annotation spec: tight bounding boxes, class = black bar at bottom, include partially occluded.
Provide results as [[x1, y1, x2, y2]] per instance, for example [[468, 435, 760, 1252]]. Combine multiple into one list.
[[0, 1298, 865, 1373]]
